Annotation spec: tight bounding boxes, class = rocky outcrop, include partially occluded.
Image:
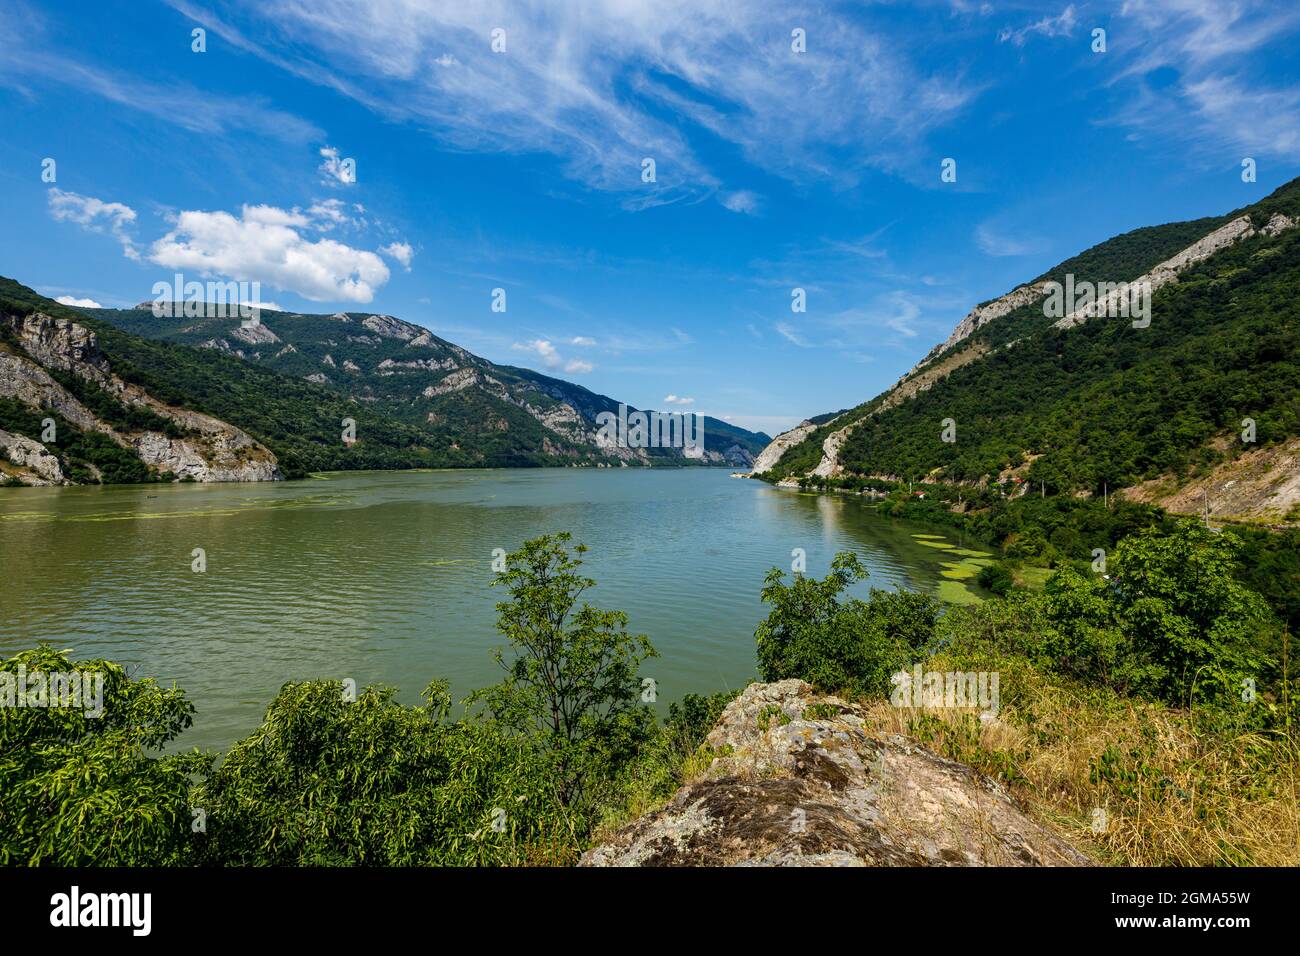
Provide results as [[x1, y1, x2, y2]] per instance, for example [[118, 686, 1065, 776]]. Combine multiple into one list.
[[377, 356, 457, 376], [811, 422, 854, 479], [361, 314, 424, 341], [423, 367, 488, 397], [230, 322, 281, 346], [582, 680, 1090, 867], [1054, 213, 1298, 331], [751, 421, 819, 474], [2, 311, 281, 484], [9, 312, 110, 375], [0, 350, 108, 434], [0, 429, 67, 485], [929, 281, 1051, 358]]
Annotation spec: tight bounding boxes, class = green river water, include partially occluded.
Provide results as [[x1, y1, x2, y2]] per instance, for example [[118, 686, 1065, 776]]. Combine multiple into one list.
[[0, 468, 992, 752]]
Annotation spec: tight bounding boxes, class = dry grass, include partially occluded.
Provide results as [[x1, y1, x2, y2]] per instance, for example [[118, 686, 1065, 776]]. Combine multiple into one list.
[[858, 672, 1300, 866]]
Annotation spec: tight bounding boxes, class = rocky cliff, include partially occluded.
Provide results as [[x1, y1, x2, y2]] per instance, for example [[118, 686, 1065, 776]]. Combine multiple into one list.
[[582, 680, 1090, 866], [0, 310, 280, 486]]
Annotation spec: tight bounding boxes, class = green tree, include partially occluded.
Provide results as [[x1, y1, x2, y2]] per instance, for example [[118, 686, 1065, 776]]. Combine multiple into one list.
[[469, 533, 657, 810], [1107, 523, 1275, 706]]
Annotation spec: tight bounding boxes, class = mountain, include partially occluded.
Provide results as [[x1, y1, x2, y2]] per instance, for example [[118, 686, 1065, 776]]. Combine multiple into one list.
[[88, 300, 768, 468], [753, 177, 1300, 523], [0, 278, 769, 485]]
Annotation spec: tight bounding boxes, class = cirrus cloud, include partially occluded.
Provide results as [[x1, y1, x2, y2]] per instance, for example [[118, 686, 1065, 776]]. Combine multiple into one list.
[[47, 188, 140, 260]]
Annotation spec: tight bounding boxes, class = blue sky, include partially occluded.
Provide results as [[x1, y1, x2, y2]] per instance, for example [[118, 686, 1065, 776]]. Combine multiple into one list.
[[2, 0, 1298, 435]]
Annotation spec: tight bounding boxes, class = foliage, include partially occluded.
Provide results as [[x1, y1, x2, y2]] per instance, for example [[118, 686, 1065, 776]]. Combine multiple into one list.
[[977, 561, 1014, 595], [0, 644, 206, 865], [469, 533, 657, 811], [195, 679, 575, 866], [755, 552, 940, 696]]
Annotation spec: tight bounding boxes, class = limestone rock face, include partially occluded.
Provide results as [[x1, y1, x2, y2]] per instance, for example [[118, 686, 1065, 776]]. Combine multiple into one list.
[[10, 312, 110, 375], [229, 322, 281, 346], [361, 314, 424, 341], [2, 311, 281, 484], [932, 282, 1051, 357], [581, 680, 1091, 867], [751, 421, 820, 474], [0, 429, 67, 485], [811, 422, 853, 479]]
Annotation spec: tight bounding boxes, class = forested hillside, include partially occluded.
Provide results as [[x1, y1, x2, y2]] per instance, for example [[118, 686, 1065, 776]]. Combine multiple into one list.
[[759, 178, 1300, 512]]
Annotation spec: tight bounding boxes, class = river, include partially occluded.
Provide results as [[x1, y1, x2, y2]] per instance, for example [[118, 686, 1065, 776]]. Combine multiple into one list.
[[0, 468, 991, 752]]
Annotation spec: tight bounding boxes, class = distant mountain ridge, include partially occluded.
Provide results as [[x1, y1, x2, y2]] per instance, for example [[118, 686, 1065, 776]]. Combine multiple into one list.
[[754, 177, 1300, 522], [0, 277, 769, 485], [90, 299, 769, 467]]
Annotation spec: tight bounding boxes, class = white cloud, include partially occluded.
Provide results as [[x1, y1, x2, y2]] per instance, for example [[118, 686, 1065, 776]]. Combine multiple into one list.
[[0, 41, 320, 143], [512, 338, 594, 375], [170, 0, 978, 198], [55, 295, 102, 308], [720, 191, 761, 215], [775, 322, 811, 347], [148, 204, 391, 303], [47, 188, 140, 260], [571, 335, 597, 346], [514, 339, 559, 364], [318, 145, 355, 186], [1104, 1, 1300, 162], [380, 242, 414, 270], [997, 5, 1077, 46], [664, 394, 695, 405]]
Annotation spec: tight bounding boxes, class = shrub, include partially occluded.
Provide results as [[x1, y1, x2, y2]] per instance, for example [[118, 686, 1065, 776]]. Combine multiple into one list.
[[0, 644, 207, 865], [195, 679, 576, 866], [977, 562, 1014, 596], [755, 552, 940, 697]]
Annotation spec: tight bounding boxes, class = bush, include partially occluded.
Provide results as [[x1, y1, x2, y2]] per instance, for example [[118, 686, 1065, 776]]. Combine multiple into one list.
[[977, 562, 1014, 596], [195, 679, 576, 866], [755, 552, 940, 697], [0, 645, 207, 865]]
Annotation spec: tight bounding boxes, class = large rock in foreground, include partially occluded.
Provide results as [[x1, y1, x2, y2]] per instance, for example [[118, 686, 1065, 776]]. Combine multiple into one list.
[[582, 680, 1090, 867]]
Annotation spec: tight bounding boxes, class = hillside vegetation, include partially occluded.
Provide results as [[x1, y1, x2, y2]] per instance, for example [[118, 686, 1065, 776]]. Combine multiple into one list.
[[762, 178, 1300, 502]]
